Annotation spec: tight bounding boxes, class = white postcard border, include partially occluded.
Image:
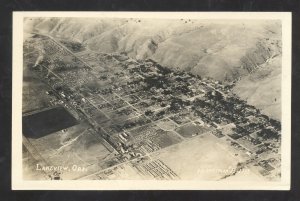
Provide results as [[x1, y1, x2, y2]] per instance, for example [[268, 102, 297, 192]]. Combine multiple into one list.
[[12, 11, 291, 190]]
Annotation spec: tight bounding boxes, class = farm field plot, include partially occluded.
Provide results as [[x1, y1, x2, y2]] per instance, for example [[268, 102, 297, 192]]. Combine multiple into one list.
[[155, 133, 249, 180], [156, 118, 178, 131], [23, 106, 78, 138], [148, 129, 183, 149], [128, 124, 157, 138], [175, 122, 211, 138]]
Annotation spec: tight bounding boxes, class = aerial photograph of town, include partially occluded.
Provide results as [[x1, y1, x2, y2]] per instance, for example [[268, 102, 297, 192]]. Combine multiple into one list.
[[22, 17, 282, 182]]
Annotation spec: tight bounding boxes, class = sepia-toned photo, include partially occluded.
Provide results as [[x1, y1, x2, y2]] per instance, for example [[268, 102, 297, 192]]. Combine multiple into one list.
[[12, 12, 291, 190]]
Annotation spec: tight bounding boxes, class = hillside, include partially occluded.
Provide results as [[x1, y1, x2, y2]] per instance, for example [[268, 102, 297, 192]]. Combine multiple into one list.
[[233, 56, 281, 120], [24, 17, 282, 120]]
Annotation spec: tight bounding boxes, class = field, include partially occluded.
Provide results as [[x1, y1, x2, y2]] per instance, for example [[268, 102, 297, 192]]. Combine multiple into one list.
[[175, 122, 210, 138], [156, 118, 178, 131], [128, 124, 156, 138], [156, 133, 249, 180], [25, 121, 113, 179], [22, 67, 53, 113], [23, 38, 55, 113], [23, 106, 78, 138], [148, 130, 183, 149]]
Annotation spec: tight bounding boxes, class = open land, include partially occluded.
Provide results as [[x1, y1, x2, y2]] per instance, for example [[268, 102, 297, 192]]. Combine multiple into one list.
[[23, 106, 78, 138]]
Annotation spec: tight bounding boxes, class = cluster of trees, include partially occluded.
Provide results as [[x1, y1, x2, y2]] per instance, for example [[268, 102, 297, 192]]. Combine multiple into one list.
[[156, 63, 172, 75], [169, 97, 190, 112], [257, 128, 279, 140], [144, 75, 170, 90], [269, 119, 281, 131]]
